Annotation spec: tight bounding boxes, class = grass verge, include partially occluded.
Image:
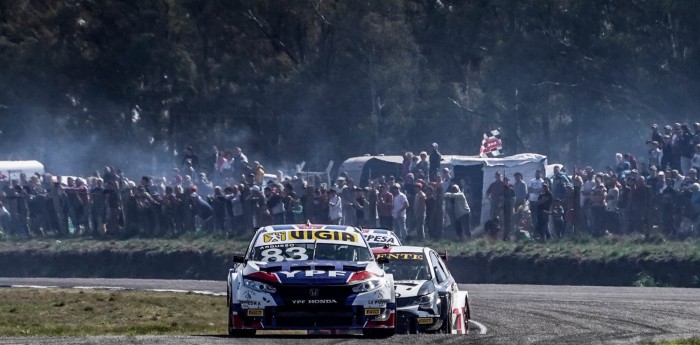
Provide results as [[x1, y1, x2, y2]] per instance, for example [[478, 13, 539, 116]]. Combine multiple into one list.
[[643, 339, 700, 345], [0, 233, 698, 262], [0, 288, 226, 336]]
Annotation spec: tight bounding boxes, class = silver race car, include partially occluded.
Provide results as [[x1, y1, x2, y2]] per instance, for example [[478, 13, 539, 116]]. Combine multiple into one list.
[[374, 246, 470, 334], [361, 228, 402, 248]]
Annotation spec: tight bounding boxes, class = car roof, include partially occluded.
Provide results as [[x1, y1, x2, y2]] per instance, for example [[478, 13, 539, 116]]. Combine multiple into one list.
[[257, 224, 360, 234], [382, 245, 426, 254]]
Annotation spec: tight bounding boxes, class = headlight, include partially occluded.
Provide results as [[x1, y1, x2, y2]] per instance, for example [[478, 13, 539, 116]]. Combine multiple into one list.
[[418, 292, 436, 309], [352, 278, 384, 293], [242, 278, 277, 293]]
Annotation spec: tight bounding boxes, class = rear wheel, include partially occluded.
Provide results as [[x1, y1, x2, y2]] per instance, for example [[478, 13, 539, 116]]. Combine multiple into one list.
[[227, 305, 256, 337], [363, 328, 396, 338]]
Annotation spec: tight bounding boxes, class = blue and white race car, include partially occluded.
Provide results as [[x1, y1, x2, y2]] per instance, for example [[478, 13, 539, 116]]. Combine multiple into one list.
[[361, 228, 402, 248], [374, 246, 470, 334], [227, 224, 396, 337]]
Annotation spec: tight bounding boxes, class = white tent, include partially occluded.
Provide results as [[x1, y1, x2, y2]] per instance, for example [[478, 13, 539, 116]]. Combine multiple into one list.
[[448, 153, 547, 223], [338, 153, 547, 224], [0, 160, 45, 182]]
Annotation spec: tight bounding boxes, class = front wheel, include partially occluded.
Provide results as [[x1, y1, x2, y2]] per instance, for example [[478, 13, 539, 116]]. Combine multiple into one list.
[[440, 295, 453, 334], [363, 328, 396, 338]]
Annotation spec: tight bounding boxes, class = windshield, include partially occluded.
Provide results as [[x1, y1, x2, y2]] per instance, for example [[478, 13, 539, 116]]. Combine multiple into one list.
[[378, 253, 432, 281], [251, 242, 374, 262]]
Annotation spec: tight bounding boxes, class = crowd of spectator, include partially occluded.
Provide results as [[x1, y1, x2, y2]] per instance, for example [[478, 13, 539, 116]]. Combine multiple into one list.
[[2, 125, 700, 242]]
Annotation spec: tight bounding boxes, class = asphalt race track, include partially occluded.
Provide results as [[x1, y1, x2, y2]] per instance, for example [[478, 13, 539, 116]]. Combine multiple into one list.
[[1, 278, 699, 345]]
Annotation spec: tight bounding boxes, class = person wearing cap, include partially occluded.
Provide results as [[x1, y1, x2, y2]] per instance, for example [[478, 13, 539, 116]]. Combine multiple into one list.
[[429, 143, 442, 179], [390, 184, 409, 240]]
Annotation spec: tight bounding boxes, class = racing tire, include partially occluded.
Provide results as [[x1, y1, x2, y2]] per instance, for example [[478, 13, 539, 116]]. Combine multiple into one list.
[[439, 295, 452, 334], [227, 305, 255, 337], [363, 328, 396, 338]]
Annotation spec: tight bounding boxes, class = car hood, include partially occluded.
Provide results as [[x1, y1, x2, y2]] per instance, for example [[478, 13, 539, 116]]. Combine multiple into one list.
[[242, 260, 385, 285], [395, 280, 433, 298]]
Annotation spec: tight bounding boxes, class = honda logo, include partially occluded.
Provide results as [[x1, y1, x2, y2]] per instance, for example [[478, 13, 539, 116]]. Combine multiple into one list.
[[309, 288, 320, 297]]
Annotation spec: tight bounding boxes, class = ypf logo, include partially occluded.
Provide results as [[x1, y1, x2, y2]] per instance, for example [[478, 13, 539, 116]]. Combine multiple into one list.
[[309, 288, 320, 297], [263, 232, 287, 243]]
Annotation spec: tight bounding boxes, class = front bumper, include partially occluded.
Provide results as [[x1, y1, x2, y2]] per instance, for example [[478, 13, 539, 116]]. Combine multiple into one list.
[[395, 305, 443, 333], [230, 303, 396, 330]]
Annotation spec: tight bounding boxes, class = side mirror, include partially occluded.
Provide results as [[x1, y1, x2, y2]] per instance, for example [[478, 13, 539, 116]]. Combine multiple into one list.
[[376, 256, 389, 265], [233, 255, 247, 264], [440, 251, 448, 262]]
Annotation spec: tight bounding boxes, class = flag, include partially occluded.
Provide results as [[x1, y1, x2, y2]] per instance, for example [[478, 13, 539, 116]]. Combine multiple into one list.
[[480, 129, 503, 158]]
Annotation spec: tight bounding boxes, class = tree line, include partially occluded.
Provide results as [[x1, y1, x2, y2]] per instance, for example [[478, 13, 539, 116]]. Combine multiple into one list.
[[1, 0, 700, 174]]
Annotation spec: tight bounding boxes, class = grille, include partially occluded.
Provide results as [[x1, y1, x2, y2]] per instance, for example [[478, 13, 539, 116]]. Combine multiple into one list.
[[271, 284, 358, 328], [396, 296, 419, 308]]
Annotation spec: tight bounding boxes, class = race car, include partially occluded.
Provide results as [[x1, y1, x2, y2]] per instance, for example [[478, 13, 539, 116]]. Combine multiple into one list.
[[361, 228, 402, 248], [227, 224, 396, 337], [374, 246, 470, 334]]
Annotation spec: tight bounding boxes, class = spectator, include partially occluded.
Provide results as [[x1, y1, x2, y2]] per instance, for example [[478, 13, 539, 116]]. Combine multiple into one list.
[[528, 169, 545, 231], [390, 184, 409, 240], [377, 184, 393, 229], [444, 185, 471, 241], [551, 199, 565, 239], [182, 146, 200, 172], [328, 189, 342, 225], [485, 171, 506, 221], [692, 145, 700, 172], [429, 143, 442, 179], [412, 182, 427, 240], [416, 152, 429, 176], [513, 172, 528, 209], [648, 141, 662, 170], [265, 187, 285, 225], [0, 201, 10, 234], [535, 183, 553, 241]]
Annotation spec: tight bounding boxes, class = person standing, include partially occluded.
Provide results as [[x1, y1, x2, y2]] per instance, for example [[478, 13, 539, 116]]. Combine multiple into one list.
[[390, 184, 409, 240], [536, 183, 553, 241], [444, 185, 471, 240], [429, 143, 442, 180], [486, 172, 506, 221], [528, 170, 545, 231], [413, 183, 427, 240], [328, 189, 343, 225], [377, 184, 394, 229]]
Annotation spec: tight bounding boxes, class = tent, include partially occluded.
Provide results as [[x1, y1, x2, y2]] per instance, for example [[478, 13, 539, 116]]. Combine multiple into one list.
[[0, 160, 45, 182], [338, 153, 547, 224]]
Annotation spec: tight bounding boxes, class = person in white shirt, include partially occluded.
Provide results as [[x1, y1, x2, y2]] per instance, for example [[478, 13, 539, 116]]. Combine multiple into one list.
[[390, 184, 409, 240], [328, 189, 343, 225], [528, 169, 544, 231]]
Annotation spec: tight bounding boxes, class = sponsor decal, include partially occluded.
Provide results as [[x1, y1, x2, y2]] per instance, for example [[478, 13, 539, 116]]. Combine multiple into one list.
[[375, 253, 424, 260], [278, 270, 347, 278], [263, 232, 287, 243], [292, 299, 338, 304], [247, 309, 264, 317], [262, 230, 358, 243], [309, 288, 320, 297], [417, 317, 434, 325], [364, 308, 381, 316], [364, 235, 397, 243], [367, 300, 387, 307]]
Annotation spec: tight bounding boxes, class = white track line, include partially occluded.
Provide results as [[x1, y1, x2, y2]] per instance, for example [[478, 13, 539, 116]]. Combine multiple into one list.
[[468, 320, 488, 334]]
